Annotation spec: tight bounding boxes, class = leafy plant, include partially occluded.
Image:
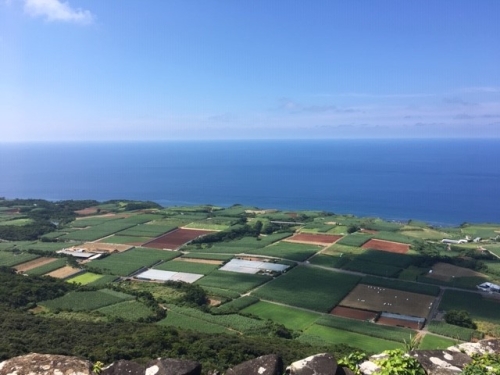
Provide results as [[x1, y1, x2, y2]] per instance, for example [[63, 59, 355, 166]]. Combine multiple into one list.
[[337, 351, 366, 375], [375, 349, 425, 375], [402, 334, 421, 352], [463, 353, 500, 375]]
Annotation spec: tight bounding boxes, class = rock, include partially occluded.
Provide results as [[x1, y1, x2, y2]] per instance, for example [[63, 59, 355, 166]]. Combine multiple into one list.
[[286, 353, 337, 375], [358, 360, 379, 375], [449, 338, 500, 356], [410, 350, 472, 375], [102, 360, 145, 375], [145, 359, 201, 375], [225, 354, 282, 375], [0, 353, 92, 375]]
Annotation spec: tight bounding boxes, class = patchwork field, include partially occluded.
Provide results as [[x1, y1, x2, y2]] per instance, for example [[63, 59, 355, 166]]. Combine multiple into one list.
[[362, 239, 410, 254], [427, 262, 486, 281], [339, 284, 435, 318], [144, 228, 215, 249], [45, 266, 82, 279], [0, 251, 39, 267], [196, 270, 272, 294]]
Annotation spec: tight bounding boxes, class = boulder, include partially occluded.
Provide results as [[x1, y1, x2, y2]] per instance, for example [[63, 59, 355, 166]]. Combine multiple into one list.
[[145, 359, 201, 375], [225, 354, 282, 375], [410, 350, 472, 375], [286, 353, 337, 375], [449, 338, 500, 356], [0, 353, 92, 375], [102, 360, 145, 375]]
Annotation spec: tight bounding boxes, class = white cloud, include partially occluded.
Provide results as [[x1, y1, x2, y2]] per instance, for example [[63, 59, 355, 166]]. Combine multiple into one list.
[[24, 0, 93, 24]]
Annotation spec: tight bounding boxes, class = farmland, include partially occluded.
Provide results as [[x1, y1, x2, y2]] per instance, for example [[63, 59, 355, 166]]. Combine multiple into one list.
[[253, 266, 361, 312], [40, 289, 134, 311], [153, 259, 219, 274], [247, 241, 322, 261], [86, 248, 179, 276], [196, 270, 272, 294], [144, 228, 215, 249]]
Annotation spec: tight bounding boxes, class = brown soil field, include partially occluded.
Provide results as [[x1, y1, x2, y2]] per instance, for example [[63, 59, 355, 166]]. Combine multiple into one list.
[[340, 284, 435, 319], [75, 213, 118, 220], [330, 306, 378, 321], [144, 228, 215, 250], [74, 207, 99, 216], [209, 299, 222, 307], [377, 316, 422, 330], [45, 266, 82, 279], [175, 258, 223, 265], [15, 257, 58, 272], [427, 262, 485, 282], [362, 239, 410, 254], [286, 233, 342, 245]]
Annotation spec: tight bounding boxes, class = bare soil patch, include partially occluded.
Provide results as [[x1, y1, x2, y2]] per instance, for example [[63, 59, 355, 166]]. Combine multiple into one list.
[[286, 233, 342, 245], [427, 262, 485, 282], [144, 228, 215, 250], [74, 207, 99, 216], [340, 284, 435, 319], [377, 316, 422, 330], [15, 257, 58, 272], [67, 243, 132, 253], [175, 258, 223, 265], [360, 229, 378, 234], [331, 306, 378, 321], [45, 266, 81, 279], [209, 298, 222, 307], [362, 239, 410, 254]]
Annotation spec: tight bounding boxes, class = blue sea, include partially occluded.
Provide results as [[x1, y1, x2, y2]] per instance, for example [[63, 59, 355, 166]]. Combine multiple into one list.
[[0, 139, 499, 226]]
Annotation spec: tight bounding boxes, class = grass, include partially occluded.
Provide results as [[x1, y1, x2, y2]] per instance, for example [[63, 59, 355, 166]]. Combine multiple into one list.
[[86, 248, 179, 276], [213, 233, 292, 250], [115, 224, 177, 237], [67, 272, 110, 285], [0, 218, 33, 226], [299, 324, 403, 353], [241, 301, 320, 331], [418, 334, 458, 350], [373, 231, 415, 244], [342, 259, 402, 277], [153, 260, 218, 275], [196, 271, 272, 294], [184, 222, 229, 231], [25, 258, 67, 276], [253, 266, 361, 312], [0, 251, 39, 267], [181, 253, 234, 261], [213, 296, 260, 314]]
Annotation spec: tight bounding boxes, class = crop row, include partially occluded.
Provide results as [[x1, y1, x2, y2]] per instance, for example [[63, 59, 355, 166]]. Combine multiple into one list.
[[361, 275, 440, 296], [196, 271, 272, 294], [316, 315, 415, 342], [213, 296, 259, 314], [426, 321, 476, 341], [26, 258, 67, 276], [336, 234, 373, 247], [0, 251, 38, 267], [40, 288, 134, 311], [253, 266, 361, 312]]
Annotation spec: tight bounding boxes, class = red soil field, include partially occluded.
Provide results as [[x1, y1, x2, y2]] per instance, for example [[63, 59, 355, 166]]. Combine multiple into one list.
[[377, 316, 422, 330], [143, 228, 215, 250], [286, 233, 342, 245], [362, 239, 410, 254], [331, 306, 378, 321]]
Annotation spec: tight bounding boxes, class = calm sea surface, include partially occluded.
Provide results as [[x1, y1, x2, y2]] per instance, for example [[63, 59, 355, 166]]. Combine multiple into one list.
[[0, 139, 499, 225]]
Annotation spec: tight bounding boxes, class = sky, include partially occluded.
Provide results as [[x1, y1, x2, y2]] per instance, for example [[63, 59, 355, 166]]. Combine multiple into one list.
[[1, 0, 499, 141]]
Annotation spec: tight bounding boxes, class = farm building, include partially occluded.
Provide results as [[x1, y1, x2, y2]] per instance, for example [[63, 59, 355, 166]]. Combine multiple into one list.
[[477, 282, 500, 293], [219, 258, 289, 274], [135, 269, 203, 283]]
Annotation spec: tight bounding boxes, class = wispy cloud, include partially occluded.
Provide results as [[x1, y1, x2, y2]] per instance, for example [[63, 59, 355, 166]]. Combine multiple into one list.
[[275, 98, 360, 114], [24, 0, 93, 24]]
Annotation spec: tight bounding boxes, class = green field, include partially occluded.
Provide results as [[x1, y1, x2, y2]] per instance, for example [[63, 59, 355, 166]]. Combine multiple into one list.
[[336, 234, 372, 247], [115, 224, 177, 237], [184, 222, 229, 231], [212, 233, 292, 250], [418, 334, 458, 350], [248, 241, 322, 261], [86, 248, 179, 276], [242, 301, 320, 330], [40, 289, 134, 311], [196, 271, 272, 294], [181, 253, 234, 261], [427, 321, 476, 341], [153, 260, 219, 275], [342, 259, 402, 277], [100, 235, 151, 244], [354, 249, 415, 268], [97, 300, 155, 321], [66, 272, 112, 285], [25, 258, 67, 276], [157, 310, 231, 334], [0, 241, 71, 253], [316, 315, 415, 342], [0, 251, 39, 267], [213, 296, 259, 314], [60, 221, 137, 241], [439, 290, 500, 324], [299, 324, 402, 353], [308, 253, 350, 269], [0, 218, 33, 226], [253, 266, 361, 312]]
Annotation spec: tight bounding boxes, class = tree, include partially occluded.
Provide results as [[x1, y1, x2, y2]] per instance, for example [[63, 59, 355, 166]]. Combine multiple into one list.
[[444, 310, 477, 329]]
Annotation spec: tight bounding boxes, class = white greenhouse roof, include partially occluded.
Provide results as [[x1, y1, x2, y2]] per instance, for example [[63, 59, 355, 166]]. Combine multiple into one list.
[[220, 258, 289, 274], [135, 269, 203, 283]]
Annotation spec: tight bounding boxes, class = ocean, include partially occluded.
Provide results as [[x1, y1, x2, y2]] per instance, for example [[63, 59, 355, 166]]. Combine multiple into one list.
[[0, 139, 499, 226]]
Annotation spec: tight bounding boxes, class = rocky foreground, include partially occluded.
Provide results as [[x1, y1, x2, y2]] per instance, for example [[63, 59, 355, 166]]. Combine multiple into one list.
[[1, 339, 499, 375]]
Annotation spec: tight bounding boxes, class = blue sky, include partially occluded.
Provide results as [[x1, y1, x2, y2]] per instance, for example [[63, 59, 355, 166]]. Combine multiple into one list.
[[1, 0, 499, 141]]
